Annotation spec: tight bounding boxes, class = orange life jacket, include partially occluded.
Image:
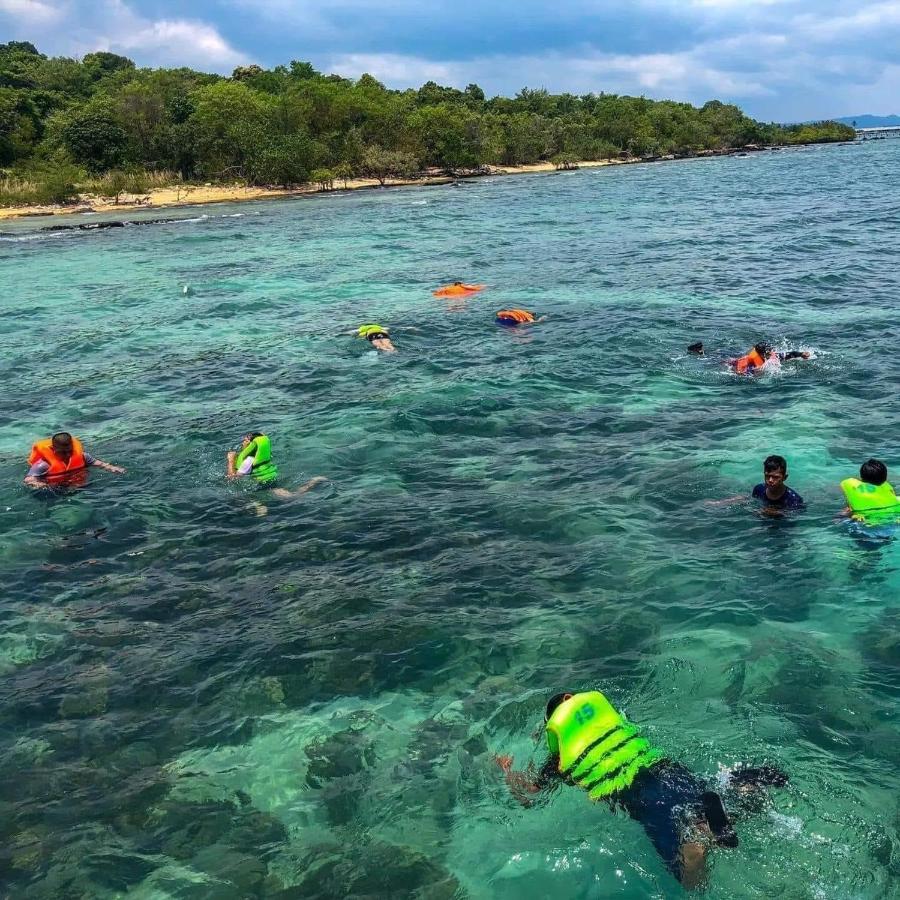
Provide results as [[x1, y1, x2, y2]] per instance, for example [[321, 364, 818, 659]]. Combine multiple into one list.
[[28, 436, 87, 482], [732, 348, 767, 374], [433, 283, 485, 297], [496, 309, 535, 323]]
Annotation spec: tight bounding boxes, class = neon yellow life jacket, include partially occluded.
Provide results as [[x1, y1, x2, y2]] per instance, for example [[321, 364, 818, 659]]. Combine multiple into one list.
[[546, 691, 664, 800], [358, 324, 388, 338], [840, 478, 900, 523], [234, 434, 279, 485]]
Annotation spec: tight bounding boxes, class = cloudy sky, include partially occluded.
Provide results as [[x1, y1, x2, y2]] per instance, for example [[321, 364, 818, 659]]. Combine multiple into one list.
[[2, 0, 899, 121]]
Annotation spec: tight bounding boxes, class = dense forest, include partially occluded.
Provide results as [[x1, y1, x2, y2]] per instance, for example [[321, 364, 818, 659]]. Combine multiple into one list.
[[0, 41, 855, 205]]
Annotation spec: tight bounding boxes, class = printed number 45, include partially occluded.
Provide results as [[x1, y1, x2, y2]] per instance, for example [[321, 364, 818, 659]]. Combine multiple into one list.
[[574, 703, 594, 725]]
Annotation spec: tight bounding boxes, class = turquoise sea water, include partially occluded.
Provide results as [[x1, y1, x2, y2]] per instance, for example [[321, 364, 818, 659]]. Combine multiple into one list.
[[1, 139, 898, 899]]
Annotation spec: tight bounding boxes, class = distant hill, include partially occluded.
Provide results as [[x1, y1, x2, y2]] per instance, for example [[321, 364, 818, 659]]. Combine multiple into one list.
[[836, 115, 900, 128]]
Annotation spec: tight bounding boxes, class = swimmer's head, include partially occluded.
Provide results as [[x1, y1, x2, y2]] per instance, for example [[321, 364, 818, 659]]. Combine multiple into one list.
[[545, 692, 573, 721], [687, 342, 704, 356], [242, 431, 264, 448], [763, 454, 788, 485], [51, 431, 74, 458], [754, 341, 774, 357], [860, 458, 888, 486]]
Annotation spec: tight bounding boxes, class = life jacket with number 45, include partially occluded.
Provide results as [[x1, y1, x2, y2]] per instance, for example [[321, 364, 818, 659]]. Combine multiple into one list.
[[546, 691, 665, 800]]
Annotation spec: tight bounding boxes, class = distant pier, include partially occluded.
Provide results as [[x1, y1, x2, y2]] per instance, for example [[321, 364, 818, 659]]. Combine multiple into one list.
[[855, 126, 900, 140]]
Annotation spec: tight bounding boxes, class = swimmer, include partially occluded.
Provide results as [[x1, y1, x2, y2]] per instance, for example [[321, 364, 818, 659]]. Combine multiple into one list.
[[839, 458, 899, 523], [710, 455, 804, 512], [687, 341, 705, 356], [24, 431, 125, 490], [495, 309, 546, 327], [496, 689, 788, 889], [433, 281, 485, 297], [226, 432, 326, 498], [729, 342, 810, 375], [354, 324, 397, 353]]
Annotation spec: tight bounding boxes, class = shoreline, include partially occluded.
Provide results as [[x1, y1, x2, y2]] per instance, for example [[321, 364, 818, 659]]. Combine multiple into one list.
[[0, 145, 838, 222]]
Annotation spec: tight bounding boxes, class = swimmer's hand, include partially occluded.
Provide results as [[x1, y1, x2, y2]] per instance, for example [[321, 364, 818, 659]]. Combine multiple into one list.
[[495, 754, 514, 772], [93, 459, 125, 474]]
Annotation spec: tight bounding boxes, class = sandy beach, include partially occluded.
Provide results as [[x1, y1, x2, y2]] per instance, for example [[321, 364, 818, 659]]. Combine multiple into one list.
[[0, 160, 618, 222]]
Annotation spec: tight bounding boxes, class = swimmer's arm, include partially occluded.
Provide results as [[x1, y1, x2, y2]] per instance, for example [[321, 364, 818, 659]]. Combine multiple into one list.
[[495, 754, 560, 805], [778, 351, 811, 361], [705, 495, 747, 507], [24, 461, 49, 488], [226, 451, 237, 478], [90, 457, 126, 474]]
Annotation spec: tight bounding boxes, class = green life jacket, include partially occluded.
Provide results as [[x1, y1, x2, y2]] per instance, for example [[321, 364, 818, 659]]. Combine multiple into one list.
[[358, 324, 388, 338], [840, 478, 900, 524], [546, 691, 664, 800], [234, 434, 279, 485]]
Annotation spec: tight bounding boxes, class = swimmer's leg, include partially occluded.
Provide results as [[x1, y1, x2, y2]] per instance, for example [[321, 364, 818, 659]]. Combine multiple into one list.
[[271, 476, 328, 499]]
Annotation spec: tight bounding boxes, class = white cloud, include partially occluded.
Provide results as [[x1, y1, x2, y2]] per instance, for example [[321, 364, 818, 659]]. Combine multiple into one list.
[[0, 0, 63, 25], [1, 0, 249, 71], [327, 47, 773, 101]]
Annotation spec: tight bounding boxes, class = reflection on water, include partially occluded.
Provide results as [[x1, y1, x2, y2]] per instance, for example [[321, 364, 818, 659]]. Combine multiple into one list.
[[1, 140, 898, 898]]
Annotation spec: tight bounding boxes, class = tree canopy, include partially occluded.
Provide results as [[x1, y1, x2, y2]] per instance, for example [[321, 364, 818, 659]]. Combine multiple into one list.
[[0, 41, 856, 200]]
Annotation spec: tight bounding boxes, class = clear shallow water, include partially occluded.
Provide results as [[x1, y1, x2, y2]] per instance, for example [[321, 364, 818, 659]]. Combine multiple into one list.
[[1, 140, 898, 899]]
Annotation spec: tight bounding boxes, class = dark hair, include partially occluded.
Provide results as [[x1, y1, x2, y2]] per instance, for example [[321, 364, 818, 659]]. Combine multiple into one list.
[[51, 431, 73, 450], [763, 454, 787, 475], [246, 431, 264, 440], [754, 341, 773, 356], [860, 458, 887, 486], [545, 692, 571, 721], [687, 341, 704, 355]]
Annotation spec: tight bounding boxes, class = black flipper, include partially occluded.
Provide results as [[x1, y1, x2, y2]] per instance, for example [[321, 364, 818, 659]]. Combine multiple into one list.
[[729, 765, 788, 789], [702, 791, 738, 848]]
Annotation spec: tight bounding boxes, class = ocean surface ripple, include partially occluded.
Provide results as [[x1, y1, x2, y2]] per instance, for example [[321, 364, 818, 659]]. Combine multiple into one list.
[[1, 140, 898, 899]]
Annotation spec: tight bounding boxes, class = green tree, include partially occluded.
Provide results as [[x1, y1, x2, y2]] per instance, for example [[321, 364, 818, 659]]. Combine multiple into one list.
[[361, 145, 417, 184], [62, 105, 128, 171]]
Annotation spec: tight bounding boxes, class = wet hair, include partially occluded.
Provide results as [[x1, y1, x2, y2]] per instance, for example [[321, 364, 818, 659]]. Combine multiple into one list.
[[687, 341, 704, 355], [545, 692, 571, 721], [754, 341, 773, 356], [763, 454, 787, 476], [51, 431, 73, 451], [246, 431, 264, 440], [860, 458, 887, 486]]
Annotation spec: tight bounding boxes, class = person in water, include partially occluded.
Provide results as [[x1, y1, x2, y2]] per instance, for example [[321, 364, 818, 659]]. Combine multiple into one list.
[[226, 432, 326, 498], [687, 341, 705, 356], [495, 309, 546, 327], [752, 454, 804, 509], [433, 281, 485, 297], [24, 431, 125, 490], [729, 342, 810, 374], [355, 324, 396, 353], [710, 455, 803, 512], [839, 458, 899, 523], [496, 690, 788, 889]]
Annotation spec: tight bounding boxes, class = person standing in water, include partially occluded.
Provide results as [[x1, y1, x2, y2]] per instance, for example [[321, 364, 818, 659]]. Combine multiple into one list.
[[496, 689, 788, 889], [24, 431, 125, 490], [226, 432, 326, 498]]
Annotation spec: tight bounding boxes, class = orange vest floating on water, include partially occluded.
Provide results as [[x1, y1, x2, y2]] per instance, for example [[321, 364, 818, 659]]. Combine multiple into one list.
[[496, 309, 536, 323], [28, 436, 87, 483], [433, 283, 485, 297], [732, 348, 767, 374]]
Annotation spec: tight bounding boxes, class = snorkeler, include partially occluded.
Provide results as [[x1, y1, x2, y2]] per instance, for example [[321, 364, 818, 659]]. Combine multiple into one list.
[[495, 309, 546, 327], [226, 432, 326, 498], [24, 431, 125, 490], [839, 458, 899, 523], [355, 324, 397, 353], [729, 342, 810, 374], [496, 690, 788, 889], [433, 282, 485, 297]]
